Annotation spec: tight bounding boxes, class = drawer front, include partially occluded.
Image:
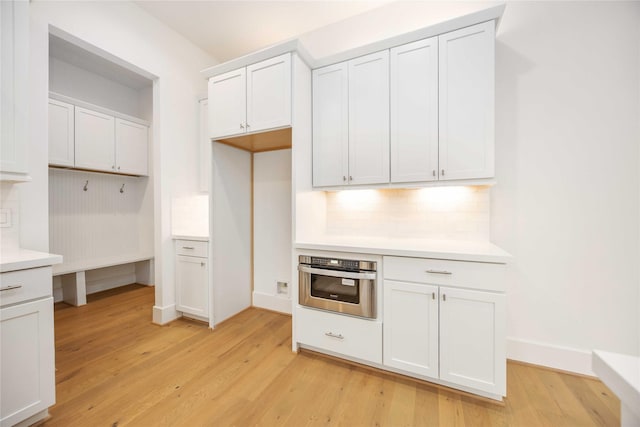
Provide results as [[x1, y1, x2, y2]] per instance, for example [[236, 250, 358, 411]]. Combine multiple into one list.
[[296, 307, 382, 364], [0, 267, 52, 307], [175, 240, 208, 258], [383, 256, 506, 292]]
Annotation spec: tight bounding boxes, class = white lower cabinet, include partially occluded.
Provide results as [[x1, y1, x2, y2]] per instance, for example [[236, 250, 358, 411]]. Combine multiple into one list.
[[383, 256, 506, 398], [383, 281, 439, 378], [296, 306, 382, 364], [175, 240, 209, 320], [0, 268, 55, 427]]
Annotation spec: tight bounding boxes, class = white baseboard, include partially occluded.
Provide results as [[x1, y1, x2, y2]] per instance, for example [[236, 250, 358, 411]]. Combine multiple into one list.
[[507, 337, 594, 376], [252, 291, 292, 314], [153, 304, 180, 325], [86, 273, 136, 295]]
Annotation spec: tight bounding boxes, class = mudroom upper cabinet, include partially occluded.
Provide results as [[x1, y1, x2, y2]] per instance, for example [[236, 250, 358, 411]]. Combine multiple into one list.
[[208, 53, 291, 140]]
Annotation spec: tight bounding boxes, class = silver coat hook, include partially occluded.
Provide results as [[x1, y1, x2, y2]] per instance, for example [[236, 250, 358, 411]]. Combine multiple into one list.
[[120, 184, 125, 194], [83, 180, 89, 191]]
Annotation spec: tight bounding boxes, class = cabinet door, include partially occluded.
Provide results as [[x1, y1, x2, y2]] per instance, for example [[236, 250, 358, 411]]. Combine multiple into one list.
[[348, 50, 390, 185], [390, 38, 439, 183], [439, 21, 495, 180], [115, 118, 148, 176], [312, 62, 349, 187], [208, 68, 246, 139], [176, 255, 209, 319], [48, 99, 75, 167], [0, 298, 55, 427], [439, 287, 506, 396], [0, 0, 29, 178], [74, 106, 115, 172], [246, 53, 291, 133], [383, 280, 439, 379]]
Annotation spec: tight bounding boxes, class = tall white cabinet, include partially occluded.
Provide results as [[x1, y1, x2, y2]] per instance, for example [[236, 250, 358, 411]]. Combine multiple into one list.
[[0, 0, 29, 181], [312, 51, 389, 187], [438, 21, 495, 180]]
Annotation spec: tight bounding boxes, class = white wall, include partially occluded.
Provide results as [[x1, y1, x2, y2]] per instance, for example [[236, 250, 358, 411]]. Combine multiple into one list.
[[299, 1, 640, 374], [28, 1, 216, 324], [49, 57, 147, 118], [491, 1, 640, 373], [253, 149, 292, 313]]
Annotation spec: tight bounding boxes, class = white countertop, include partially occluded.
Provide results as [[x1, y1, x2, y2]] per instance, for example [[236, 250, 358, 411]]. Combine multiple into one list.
[[592, 350, 640, 421], [295, 237, 512, 263], [1, 248, 63, 273]]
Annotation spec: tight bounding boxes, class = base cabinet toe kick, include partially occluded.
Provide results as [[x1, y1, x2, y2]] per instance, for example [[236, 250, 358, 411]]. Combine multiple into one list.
[[295, 253, 508, 401]]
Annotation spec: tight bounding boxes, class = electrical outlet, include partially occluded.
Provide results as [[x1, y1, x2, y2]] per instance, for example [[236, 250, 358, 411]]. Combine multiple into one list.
[[277, 281, 288, 295], [0, 208, 11, 228]]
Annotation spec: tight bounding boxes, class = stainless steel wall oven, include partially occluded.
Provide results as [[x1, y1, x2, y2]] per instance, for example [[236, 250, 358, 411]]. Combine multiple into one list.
[[298, 255, 376, 319]]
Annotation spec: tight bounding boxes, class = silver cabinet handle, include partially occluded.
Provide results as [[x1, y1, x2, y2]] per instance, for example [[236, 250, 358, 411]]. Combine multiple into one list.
[[426, 269, 452, 275], [325, 332, 344, 339], [442, 294, 447, 302], [240, 123, 244, 129], [0, 285, 22, 292], [117, 166, 120, 170], [432, 170, 436, 177], [299, 265, 376, 280], [432, 292, 436, 300], [343, 176, 346, 182], [182, 246, 195, 250], [246, 123, 250, 128], [441, 169, 445, 176], [349, 176, 353, 181], [200, 262, 205, 267]]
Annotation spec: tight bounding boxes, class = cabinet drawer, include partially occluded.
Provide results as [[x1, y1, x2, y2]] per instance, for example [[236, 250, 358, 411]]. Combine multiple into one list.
[[175, 240, 208, 258], [383, 256, 505, 292], [0, 267, 52, 307], [296, 307, 382, 364]]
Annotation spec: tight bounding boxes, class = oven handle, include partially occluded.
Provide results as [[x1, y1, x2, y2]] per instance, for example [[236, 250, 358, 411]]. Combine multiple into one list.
[[298, 265, 376, 281]]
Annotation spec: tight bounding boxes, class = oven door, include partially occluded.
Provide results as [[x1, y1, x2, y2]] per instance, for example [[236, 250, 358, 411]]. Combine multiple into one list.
[[298, 265, 376, 318]]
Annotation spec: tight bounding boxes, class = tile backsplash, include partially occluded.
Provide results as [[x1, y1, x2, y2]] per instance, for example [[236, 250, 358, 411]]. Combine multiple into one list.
[[325, 186, 490, 241], [0, 182, 20, 252]]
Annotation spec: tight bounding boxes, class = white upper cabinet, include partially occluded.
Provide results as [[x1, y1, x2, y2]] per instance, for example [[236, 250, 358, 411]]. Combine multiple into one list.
[[48, 99, 75, 167], [438, 21, 495, 180], [74, 106, 116, 172], [348, 51, 390, 185], [209, 67, 246, 138], [312, 20, 496, 188], [209, 53, 291, 140], [246, 54, 292, 133], [312, 51, 389, 187], [0, 0, 29, 180], [115, 118, 148, 176], [312, 62, 349, 187], [390, 37, 439, 183], [49, 97, 150, 176]]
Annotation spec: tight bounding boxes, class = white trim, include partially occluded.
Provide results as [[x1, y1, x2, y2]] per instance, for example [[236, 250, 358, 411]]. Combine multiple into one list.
[[507, 337, 595, 376], [152, 304, 180, 325], [252, 291, 292, 314]]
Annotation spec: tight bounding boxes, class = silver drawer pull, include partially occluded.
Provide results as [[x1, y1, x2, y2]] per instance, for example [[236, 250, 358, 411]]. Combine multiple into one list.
[[426, 269, 452, 275], [182, 246, 195, 250], [0, 285, 22, 292], [325, 332, 344, 340]]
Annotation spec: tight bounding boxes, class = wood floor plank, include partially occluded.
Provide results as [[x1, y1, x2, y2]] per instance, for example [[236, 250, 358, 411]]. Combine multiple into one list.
[[43, 285, 621, 427]]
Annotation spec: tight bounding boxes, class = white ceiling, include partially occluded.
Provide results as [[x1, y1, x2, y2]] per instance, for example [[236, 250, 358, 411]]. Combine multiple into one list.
[[134, 0, 390, 63]]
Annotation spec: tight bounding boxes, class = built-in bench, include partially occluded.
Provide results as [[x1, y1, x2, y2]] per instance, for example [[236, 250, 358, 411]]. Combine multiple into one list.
[[52, 253, 154, 306]]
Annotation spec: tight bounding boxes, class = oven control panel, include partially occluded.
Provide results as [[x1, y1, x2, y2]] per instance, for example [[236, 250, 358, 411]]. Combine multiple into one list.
[[299, 256, 376, 272]]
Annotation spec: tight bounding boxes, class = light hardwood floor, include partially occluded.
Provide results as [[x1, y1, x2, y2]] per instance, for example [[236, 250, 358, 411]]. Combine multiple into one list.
[[44, 284, 620, 427]]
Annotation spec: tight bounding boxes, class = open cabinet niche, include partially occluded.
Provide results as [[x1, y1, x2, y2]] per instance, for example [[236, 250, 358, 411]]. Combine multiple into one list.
[[48, 32, 155, 304], [210, 130, 293, 324]]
